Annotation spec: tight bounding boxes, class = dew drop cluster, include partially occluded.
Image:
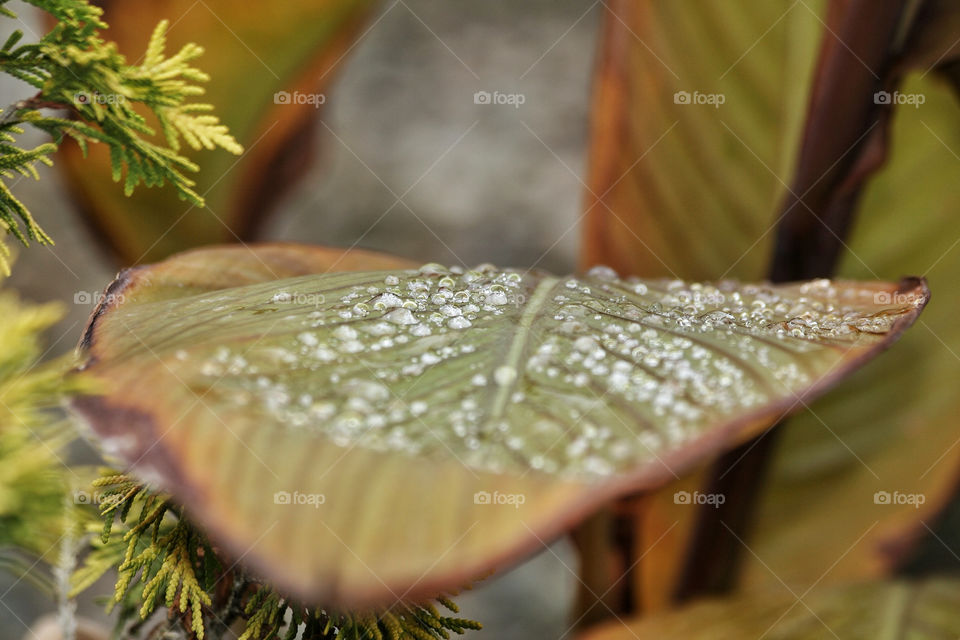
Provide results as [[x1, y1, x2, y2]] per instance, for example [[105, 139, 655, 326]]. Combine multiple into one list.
[[164, 264, 920, 480]]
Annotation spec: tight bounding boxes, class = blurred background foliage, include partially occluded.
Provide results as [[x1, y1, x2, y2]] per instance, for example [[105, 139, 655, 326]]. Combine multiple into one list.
[[574, 1, 960, 635], [1, 1, 595, 637], [579, 0, 960, 613], [2, 0, 960, 638]]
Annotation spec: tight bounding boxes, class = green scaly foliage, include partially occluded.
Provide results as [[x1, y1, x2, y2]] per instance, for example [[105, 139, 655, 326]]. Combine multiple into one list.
[[0, 0, 242, 273], [74, 473, 482, 640], [0, 264, 94, 599], [0, 280, 84, 556]]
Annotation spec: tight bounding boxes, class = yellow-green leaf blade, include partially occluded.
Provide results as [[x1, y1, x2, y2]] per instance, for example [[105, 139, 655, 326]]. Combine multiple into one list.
[[72, 245, 928, 606]]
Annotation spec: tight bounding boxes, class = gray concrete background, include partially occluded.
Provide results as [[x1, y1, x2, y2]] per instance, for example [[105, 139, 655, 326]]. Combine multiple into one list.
[[2, 1, 600, 638]]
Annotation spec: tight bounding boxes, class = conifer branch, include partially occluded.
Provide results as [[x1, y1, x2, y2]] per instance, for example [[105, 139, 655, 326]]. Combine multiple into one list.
[[0, 280, 86, 558], [0, 0, 242, 273], [74, 473, 482, 640]]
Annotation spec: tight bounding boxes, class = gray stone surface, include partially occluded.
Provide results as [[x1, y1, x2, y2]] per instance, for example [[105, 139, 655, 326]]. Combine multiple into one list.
[[270, 0, 597, 275], [1, 1, 599, 637]]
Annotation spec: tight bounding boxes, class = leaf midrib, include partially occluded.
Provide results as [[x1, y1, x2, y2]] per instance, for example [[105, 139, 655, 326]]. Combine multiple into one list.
[[486, 276, 559, 426]]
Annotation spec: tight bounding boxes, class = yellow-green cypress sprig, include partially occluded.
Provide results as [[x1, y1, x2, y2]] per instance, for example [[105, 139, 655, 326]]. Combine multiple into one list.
[[0, 0, 242, 273]]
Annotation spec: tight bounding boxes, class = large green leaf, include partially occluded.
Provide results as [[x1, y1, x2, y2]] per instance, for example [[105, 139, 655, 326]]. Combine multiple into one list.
[[582, 0, 825, 280], [746, 74, 960, 588], [579, 0, 828, 609], [581, 0, 960, 602], [579, 577, 960, 639], [71, 244, 927, 606], [55, 0, 376, 264]]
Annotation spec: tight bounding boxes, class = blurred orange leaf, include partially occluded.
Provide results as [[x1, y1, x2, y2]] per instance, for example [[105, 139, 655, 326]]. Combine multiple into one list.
[[580, 0, 960, 610], [578, 577, 960, 640]]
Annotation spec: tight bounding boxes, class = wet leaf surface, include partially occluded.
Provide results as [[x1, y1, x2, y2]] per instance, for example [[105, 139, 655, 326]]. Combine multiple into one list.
[[72, 244, 927, 607]]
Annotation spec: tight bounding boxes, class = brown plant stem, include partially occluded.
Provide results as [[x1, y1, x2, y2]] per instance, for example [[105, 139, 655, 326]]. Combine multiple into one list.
[[570, 499, 647, 629], [675, 0, 913, 604]]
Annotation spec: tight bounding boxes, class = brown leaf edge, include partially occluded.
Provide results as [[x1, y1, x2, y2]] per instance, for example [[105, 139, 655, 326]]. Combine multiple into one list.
[[69, 244, 930, 606]]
